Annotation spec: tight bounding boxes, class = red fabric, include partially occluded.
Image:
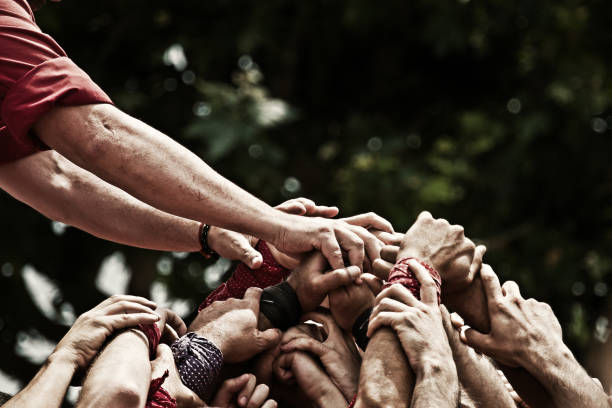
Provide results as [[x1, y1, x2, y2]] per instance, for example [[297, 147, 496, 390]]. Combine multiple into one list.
[[145, 370, 177, 408], [200, 241, 289, 310], [138, 323, 161, 360], [348, 393, 357, 407], [0, 0, 112, 164], [383, 258, 442, 304]]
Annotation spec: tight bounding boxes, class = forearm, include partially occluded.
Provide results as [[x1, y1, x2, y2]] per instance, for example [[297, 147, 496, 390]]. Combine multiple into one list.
[[447, 335, 516, 407], [34, 104, 287, 242], [355, 329, 413, 408], [0, 151, 200, 252], [77, 330, 151, 408], [411, 361, 459, 408], [446, 277, 555, 407], [522, 345, 609, 408], [3, 351, 76, 408]]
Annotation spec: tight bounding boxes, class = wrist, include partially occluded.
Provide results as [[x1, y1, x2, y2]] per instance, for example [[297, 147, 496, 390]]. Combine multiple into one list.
[[47, 348, 79, 373], [521, 341, 574, 377], [413, 352, 456, 382], [257, 208, 294, 244], [196, 328, 228, 357]]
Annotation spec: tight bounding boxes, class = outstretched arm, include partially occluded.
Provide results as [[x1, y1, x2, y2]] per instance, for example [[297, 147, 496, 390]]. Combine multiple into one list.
[[4, 296, 160, 408], [463, 265, 609, 408], [0, 150, 200, 252], [34, 104, 393, 270]]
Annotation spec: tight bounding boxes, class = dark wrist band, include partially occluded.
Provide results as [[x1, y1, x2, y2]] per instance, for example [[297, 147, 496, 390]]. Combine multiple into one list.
[[260, 281, 302, 330], [199, 223, 218, 260], [352, 307, 372, 351]]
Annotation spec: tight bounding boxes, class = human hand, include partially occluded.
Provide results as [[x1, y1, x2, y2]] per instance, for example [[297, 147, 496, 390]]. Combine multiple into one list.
[[286, 252, 361, 312], [211, 373, 278, 408], [274, 350, 347, 407], [188, 287, 282, 363], [153, 307, 187, 343], [463, 265, 566, 370], [209, 198, 339, 269], [281, 310, 362, 400], [328, 275, 378, 331], [398, 211, 482, 293], [151, 344, 204, 408], [272, 210, 394, 272], [53, 295, 159, 370], [367, 260, 454, 374]]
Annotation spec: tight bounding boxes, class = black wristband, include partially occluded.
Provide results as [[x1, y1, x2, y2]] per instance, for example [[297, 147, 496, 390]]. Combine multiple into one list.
[[352, 307, 372, 351], [199, 223, 218, 259], [260, 281, 302, 331]]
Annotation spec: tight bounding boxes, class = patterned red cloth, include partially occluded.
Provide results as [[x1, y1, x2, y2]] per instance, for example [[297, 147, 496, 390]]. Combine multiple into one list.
[[145, 370, 177, 408], [200, 240, 289, 310], [0, 0, 112, 164], [138, 323, 161, 360], [383, 258, 442, 303]]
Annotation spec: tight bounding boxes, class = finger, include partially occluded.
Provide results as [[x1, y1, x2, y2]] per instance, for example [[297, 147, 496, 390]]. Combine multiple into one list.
[[380, 245, 399, 263], [408, 259, 438, 305], [102, 301, 156, 316], [371, 258, 393, 280], [261, 400, 278, 408], [450, 312, 465, 329], [277, 201, 307, 215], [361, 273, 383, 295], [367, 311, 403, 337], [256, 328, 283, 352], [273, 353, 295, 383], [247, 384, 270, 408], [295, 198, 339, 218], [501, 281, 523, 300], [371, 231, 403, 246], [375, 284, 420, 307], [342, 212, 394, 233], [469, 245, 487, 279], [463, 328, 495, 355], [439, 305, 455, 338], [335, 228, 365, 270], [280, 337, 327, 357], [163, 309, 187, 337], [301, 310, 342, 339], [417, 210, 433, 221], [105, 313, 160, 331], [372, 298, 411, 319], [212, 374, 251, 406], [315, 266, 361, 293], [351, 226, 384, 263], [320, 232, 346, 270], [243, 287, 264, 315], [238, 374, 258, 407], [480, 264, 503, 308], [96, 295, 157, 310]]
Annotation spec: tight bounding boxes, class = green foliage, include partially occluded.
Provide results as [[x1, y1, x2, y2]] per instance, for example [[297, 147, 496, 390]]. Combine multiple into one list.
[[2, 0, 612, 401]]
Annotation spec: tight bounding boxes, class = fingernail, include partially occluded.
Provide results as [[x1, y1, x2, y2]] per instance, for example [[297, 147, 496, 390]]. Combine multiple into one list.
[[240, 396, 248, 405]]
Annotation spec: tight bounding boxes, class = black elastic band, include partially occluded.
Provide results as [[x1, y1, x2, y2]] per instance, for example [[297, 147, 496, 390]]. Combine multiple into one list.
[[260, 281, 302, 330], [352, 307, 372, 351]]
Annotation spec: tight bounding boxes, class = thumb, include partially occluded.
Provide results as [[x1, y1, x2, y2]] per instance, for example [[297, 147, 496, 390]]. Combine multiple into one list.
[[256, 328, 282, 351], [234, 235, 263, 269], [463, 327, 494, 355], [212, 374, 251, 406], [317, 266, 361, 293]]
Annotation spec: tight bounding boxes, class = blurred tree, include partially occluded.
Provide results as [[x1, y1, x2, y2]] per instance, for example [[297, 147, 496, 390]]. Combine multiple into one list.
[[2, 0, 612, 403]]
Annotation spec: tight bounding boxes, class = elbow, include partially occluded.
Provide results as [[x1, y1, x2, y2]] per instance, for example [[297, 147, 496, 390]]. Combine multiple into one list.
[[111, 385, 145, 408], [78, 383, 145, 408]]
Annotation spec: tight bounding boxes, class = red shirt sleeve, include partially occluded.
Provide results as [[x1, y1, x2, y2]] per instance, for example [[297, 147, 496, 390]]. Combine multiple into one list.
[[199, 241, 290, 310], [0, 0, 112, 164]]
